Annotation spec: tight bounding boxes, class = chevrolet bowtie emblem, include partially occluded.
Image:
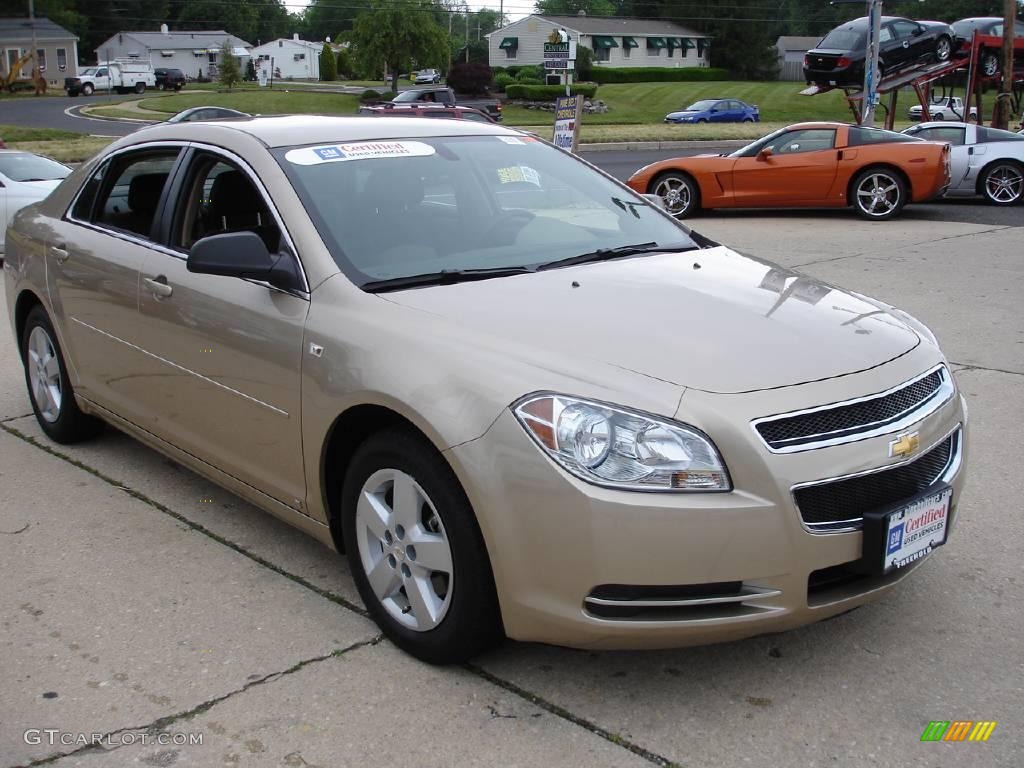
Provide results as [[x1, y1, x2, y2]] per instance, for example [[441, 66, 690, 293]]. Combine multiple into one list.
[[889, 432, 920, 458]]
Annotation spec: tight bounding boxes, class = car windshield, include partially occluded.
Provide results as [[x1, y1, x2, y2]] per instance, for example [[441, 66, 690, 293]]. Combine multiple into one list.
[[818, 29, 864, 50], [275, 135, 697, 287], [393, 90, 432, 102], [683, 100, 718, 111], [0, 153, 70, 182]]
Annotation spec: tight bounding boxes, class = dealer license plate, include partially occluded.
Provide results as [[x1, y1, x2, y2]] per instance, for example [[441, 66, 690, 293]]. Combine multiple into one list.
[[882, 488, 951, 573]]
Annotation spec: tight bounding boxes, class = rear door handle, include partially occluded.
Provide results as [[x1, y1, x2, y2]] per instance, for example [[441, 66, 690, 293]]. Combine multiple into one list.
[[50, 244, 69, 263], [144, 275, 173, 298]]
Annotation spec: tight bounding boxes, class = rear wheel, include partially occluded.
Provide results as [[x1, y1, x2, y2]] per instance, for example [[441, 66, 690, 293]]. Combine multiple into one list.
[[852, 167, 906, 221], [934, 35, 952, 63], [652, 171, 699, 219], [980, 162, 1024, 206], [341, 427, 502, 664], [134, 81, 145, 94], [21, 306, 103, 444]]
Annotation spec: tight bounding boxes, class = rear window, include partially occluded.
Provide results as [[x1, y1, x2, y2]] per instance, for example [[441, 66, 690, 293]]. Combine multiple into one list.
[[818, 29, 864, 50]]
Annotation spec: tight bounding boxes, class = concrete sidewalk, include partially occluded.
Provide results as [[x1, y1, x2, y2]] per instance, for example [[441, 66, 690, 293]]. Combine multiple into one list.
[[2, 215, 1022, 767]]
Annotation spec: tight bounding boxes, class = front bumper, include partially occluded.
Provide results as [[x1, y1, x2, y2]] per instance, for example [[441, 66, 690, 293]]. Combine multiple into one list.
[[448, 352, 967, 650]]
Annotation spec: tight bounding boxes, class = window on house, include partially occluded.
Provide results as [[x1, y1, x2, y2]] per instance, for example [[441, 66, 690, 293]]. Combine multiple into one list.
[[622, 47, 630, 59], [278, 40, 283, 47], [36, 49, 46, 71], [57, 47, 67, 71], [505, 47, 517, 59], [596, 47, 610, 61]]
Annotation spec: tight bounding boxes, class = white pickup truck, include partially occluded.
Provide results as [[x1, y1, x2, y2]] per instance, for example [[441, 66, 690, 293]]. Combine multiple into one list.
[[65, 60, 157, 96], [907, 97, 979, 122]]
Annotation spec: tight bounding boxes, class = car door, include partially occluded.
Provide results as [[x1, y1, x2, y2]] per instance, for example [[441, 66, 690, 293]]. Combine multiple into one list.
[[133, 147, 309, 510], [877, 23, 900, 71], [708, 101, 728, 123], [891, 21, 926, 65], [730, 128, 840, 206], [45, 145, 184, 422]]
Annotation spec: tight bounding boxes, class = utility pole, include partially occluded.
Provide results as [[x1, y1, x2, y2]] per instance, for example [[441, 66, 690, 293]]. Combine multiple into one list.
[[465, 11, 469, 63], [28, 0, 38, 79], [993, 0, 1015, 129]]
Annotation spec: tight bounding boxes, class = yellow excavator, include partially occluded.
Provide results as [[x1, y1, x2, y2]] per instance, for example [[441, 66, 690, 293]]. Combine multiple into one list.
[[3, 51, 45, 94]]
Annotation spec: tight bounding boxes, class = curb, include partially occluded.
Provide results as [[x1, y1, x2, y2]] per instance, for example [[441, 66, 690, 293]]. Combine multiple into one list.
[[578, 139, 750, 152]]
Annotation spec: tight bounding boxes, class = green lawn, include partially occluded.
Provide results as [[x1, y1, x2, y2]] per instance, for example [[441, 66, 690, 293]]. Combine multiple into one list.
[[0, 124, 83, 141], [138, 89, 361, 116]]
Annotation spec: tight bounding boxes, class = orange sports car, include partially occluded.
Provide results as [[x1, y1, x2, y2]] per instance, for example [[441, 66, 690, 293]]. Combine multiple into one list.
[[627, 122, 951, 221]]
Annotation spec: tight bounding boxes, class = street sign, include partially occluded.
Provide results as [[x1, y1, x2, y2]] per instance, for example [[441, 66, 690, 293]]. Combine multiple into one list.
[[552, 94, 583, 154]]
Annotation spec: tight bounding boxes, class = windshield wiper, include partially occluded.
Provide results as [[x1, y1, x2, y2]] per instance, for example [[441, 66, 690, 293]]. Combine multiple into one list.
[[536, 241, 698, 271], [361, 266, 535, 293]]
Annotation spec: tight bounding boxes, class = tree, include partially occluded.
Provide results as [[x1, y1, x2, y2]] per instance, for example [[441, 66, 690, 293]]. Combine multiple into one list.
[[535, 0, 616, 16], [218, 39, 242, 89], [304, 0, 360, 43], [319, 42, 337, 81], [336, 46, 355, 79], [351, 0, 449, 93]]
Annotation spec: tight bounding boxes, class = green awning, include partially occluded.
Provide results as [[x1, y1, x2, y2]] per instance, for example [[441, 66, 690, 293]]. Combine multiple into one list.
[[622, 36, 639, 49], [646, 37, 667, 49], [592, 35, 619, 49], [666, 37, 683, 48], [499, 37, 518, 49]]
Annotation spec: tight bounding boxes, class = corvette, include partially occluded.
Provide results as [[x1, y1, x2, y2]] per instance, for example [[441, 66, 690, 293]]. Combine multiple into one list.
[[628, 122, 951, 220]]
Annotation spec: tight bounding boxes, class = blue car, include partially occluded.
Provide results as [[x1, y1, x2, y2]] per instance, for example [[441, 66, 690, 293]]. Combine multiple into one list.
[[664, 98, 759, 124]]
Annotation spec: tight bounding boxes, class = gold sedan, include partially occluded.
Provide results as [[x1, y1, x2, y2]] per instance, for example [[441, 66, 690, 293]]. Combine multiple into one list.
[[4, 116, 967, 663]]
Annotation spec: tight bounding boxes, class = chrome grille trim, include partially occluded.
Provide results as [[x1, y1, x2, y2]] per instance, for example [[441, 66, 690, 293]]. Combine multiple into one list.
[[752, 364, 953, 454], [584, 585, 781, 609], [792, 424, 963, 535]]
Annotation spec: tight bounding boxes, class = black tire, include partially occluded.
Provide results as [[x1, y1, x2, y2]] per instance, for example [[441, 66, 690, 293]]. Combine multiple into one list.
[[21, 306, 103, 444], [696, 117, 707, 124], [134, 81, 145, 94], [979, 161, 1024, 206], [82, 83, 94, 96], [932, 113, 944, 121], [157, 82, 166, 91], [742, 117, 754, 123], [341, 427, 502, 664], [981, 51, 999, 78], [651, 171, 700, 219], [851, 167, 907, 221], [934, 35, 952, 63]]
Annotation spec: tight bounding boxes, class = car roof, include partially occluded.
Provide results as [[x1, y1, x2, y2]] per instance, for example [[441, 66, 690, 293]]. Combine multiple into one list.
[[131, 114, 515, 148], [912, 121, 971, 128]]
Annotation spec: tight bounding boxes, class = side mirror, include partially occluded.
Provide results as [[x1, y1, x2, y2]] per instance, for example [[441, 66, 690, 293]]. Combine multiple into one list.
[[757, 146, 773, 162], [188, 231, 301, 292], [642, 193, 667, 210]]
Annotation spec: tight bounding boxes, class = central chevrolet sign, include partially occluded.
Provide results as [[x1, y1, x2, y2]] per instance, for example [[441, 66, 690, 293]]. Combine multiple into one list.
[[543, 40, 576, 71]]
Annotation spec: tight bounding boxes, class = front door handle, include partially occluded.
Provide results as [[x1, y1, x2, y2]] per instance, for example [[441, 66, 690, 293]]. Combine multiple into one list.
[[144, 275, 173, 298], [50, 244, 69, 263]]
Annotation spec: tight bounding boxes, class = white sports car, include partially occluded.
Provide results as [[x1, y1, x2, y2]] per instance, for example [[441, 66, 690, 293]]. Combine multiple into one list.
[[902, 122, 1024, 206], [0, 150, 71, 257]]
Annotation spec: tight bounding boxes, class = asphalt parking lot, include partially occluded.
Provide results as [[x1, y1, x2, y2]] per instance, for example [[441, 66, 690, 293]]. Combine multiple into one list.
[[2, 209, 1022, 767]]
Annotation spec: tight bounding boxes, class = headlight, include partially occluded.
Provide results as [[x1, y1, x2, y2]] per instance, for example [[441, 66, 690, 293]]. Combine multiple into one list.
[[513, 394, 731, 492]]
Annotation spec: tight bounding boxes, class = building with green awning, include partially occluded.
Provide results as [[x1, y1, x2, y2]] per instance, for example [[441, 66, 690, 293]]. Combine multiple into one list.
[[486, 14, 709, 70]]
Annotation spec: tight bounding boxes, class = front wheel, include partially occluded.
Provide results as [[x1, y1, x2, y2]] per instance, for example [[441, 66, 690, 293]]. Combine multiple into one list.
[[21, 306, 103, 444], [81, 83, 94, 96], [934, 35, 952, 63], [695, 118, 707, 124], [652, 172, 699, 219], [742, 117, 754, 123], [852, 168, 906, 220], [981, 51, 999, 78], [341, 427, 502, 664], [980, 162, 1024, 206]]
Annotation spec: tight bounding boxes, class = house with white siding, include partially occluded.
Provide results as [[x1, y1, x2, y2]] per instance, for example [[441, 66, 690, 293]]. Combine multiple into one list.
[[93, 25, 251, 80], [250, 35, 324, 80], [487, 14, 710, 70]]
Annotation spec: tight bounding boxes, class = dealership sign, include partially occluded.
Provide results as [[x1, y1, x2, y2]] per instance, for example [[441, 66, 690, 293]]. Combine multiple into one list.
[[543, 40, 576, 70], [552, 94, 583, 154]]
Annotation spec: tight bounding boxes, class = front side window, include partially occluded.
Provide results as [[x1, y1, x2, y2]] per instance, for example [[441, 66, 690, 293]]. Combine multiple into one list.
[[744, 129, 836, 155], [172, 155, 280, 253], [91, 150, 180, 239], [276, 136, 697, 286], [891, 21, 920, 39]]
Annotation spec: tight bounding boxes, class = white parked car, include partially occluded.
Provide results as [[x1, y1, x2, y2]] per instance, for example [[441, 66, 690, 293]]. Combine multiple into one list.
[[902, 122, 1024, 205], [414, 68, 441, 84], [907, 96, 978, 122], [0, 150, 71, 258]]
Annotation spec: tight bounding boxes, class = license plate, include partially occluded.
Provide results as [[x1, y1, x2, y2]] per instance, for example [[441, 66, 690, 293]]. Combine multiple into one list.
[[881, 487, 951, 573]]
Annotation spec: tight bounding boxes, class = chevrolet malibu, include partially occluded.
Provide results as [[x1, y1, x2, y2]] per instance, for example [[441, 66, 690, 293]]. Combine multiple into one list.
[[4, 116, 967, 663]]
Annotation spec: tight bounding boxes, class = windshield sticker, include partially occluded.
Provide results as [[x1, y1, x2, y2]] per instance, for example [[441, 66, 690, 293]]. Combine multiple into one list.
[[496, 165, 541, 186], [285, 141, 435, 165]]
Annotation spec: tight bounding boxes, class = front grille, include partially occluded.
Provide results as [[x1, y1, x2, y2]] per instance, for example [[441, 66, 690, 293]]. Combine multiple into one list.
[[755, 367, 948, 451], [794, 431, 955, 529]]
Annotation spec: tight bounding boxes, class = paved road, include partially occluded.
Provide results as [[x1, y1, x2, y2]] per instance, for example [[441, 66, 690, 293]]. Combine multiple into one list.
[[1, 211, 1021, 766], [582, 148, 1024, 227], [1, 93, 145, 136]]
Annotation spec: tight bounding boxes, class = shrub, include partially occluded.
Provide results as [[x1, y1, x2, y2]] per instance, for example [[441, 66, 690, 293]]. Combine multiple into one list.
[[319, 42, 337, 81], [514, 65, 544, 81], [493, 72, 515, 91], [575, 46, 594, 81], [589, 67, 730, 83], [446, 62, 492, 95], [359, 89, 397, 102], [505, 83, 598, 100], [336, 47, 354, 79]]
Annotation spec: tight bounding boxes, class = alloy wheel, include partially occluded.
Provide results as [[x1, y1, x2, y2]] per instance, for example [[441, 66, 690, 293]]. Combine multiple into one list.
[[27, 326, 62, 423], [653, 176, 692, 217], [935, 37, 951, 62], [984, 164, 1023, 204], [355, 468, 454, 632], [855, 172, 901, 217]]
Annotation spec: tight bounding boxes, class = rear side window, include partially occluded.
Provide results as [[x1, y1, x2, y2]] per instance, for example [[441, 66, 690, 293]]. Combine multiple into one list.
[[91, 150, 180, 240], [976, 126, 1024, 143], [848, 126, 918, 146], [909, 127, 966, 146]]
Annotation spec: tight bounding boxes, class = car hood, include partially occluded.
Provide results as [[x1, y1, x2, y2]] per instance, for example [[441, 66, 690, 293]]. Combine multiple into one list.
[[13, 179, 63, 195], [666, 110, 706, 118], [383, 247, 921, 394]]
